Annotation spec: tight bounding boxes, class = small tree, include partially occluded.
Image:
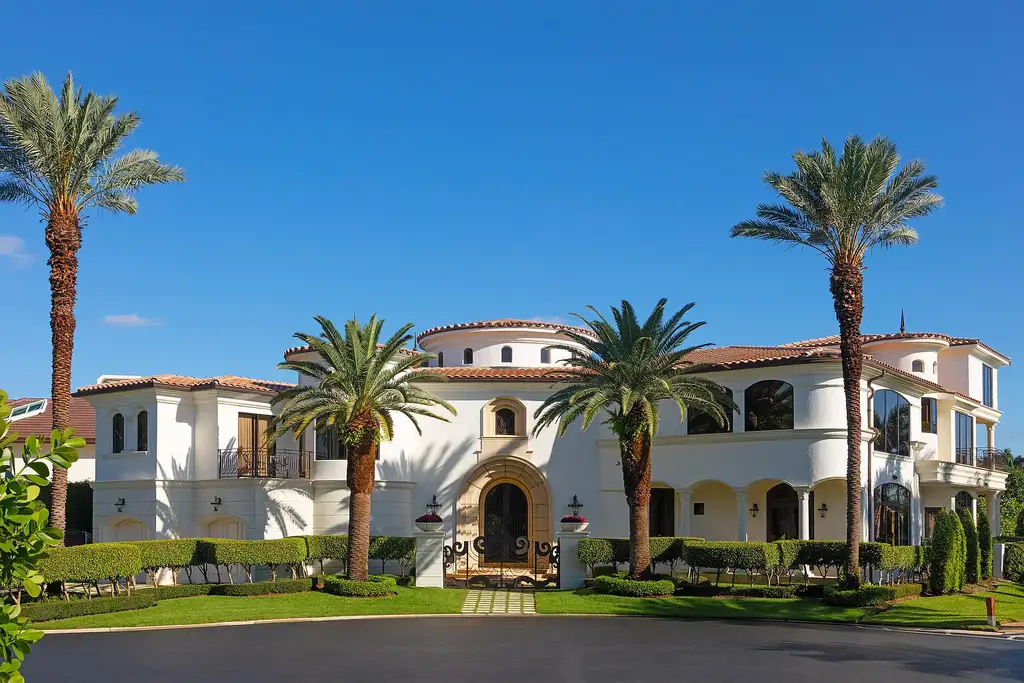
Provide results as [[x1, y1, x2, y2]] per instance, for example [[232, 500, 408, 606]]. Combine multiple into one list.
[[929, 510, 966, 595], [978, 503, 993, 580], [952, 511, 968, 592], [1015, 507, 1024, 538], [0, 391, 82, 683], [958, 509, 981, 585]]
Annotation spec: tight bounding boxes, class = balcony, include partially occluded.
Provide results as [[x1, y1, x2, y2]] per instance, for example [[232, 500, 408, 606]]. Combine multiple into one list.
[[218, 448, 311, 479], [955, 447, 1007, 471]]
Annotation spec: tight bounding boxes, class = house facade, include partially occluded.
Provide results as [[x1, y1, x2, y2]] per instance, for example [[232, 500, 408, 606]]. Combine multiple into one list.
[[76, 319, 1010, 559]]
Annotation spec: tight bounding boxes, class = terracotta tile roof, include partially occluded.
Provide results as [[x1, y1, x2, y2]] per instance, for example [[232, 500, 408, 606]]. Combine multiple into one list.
[[415, 318, 597, 344], [283, 343, 419, 360], [781, 332, 1009, 363], [420, 367, 577, 381], [74, 374, 293, 397], [7, 397, 95, 444], [685, 345, 840, 367]]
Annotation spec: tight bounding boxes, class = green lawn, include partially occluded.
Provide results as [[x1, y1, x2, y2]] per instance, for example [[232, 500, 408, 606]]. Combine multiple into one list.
[[38, 587, 467, 630], [864, 582, 1024, 630]]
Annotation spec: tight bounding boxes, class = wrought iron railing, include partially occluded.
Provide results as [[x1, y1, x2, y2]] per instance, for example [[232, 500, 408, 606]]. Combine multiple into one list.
[[955, 447, 1007, 471], [218, 448, 311, 479]]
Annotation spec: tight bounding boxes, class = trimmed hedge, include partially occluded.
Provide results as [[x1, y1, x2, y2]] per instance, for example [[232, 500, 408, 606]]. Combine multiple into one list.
[[322, 575, 398, 597], [1005, 543, 1024, 584], [369, 536, 416, 574], [208, 578, 313, 596], [593, 575, 676, 597], [577, 537, 703, 575], [676, 582, 796, 599], [304, 534, 350, 573], [130, 539, 201, 583], [822, 582, 924, 607], [23, 594, 156, 622], [978, 508, 993, 580], [959, 509, 981, 585], [684, 541, 781, 584], [929, 509, 967, 594], [151, 583, 214, 599], [39, 542, 144, 584], [198, 538, 307, 581]]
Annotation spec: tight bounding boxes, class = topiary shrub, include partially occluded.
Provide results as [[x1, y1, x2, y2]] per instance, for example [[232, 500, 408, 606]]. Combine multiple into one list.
[[38, 542, 144, 594], [577, 537, 702, 576], [208, 578, 313, 596], [130, 539, 201, 585], [684, 541, 781, 585], [978, 507, 993, 580], [592, 575, 675, 597], [822, 583, 922, 607], [369, 536, 416, 576], [676, 584, 796, 599], [958, 509, 981, 585], [929, 509, 966, 594], [152, 583, 213, 599], [1004, 543, 1024, 584], [22, 594, 157, 623], [303, 534, 349, 575], [198, 538, 306, 582], [795, 540, 846, 580], [321, 575, 398, 597]]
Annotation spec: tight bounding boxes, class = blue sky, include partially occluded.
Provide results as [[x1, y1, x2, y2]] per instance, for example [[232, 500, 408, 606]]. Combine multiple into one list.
[[1, 2, 1022, 444]]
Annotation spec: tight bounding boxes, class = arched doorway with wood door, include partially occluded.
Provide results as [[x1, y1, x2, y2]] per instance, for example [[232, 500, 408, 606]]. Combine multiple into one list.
[[766, 482, 798, 541], [480, 481, 530, 565]]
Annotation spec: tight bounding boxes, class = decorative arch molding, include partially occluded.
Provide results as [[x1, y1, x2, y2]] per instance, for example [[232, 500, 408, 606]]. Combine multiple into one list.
[[103, 514, 149, 542], [480, 397, 530, 460], [196, 513, 247, 539]]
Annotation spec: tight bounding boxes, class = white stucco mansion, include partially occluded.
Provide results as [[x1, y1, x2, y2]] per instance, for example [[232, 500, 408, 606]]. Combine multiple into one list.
[[76, 318, 1010, 557]]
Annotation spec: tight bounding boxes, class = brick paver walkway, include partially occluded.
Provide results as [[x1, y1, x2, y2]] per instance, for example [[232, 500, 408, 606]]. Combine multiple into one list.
[[460, 589, 536, 614]]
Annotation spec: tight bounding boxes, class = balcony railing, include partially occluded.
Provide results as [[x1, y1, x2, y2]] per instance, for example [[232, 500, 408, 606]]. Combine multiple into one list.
[[218, 448, 311, 479], [955, 447, 1007, 471]]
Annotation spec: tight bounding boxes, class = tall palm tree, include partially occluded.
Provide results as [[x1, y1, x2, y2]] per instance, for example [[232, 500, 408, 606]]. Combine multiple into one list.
[[534, 299, 732, 579], [731, 136, 940, 585], [271, 315, 456, 580], [0, 72, 184, 535]]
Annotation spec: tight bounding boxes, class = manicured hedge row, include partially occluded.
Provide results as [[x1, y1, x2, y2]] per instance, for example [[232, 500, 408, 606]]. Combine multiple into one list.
[[305, 534, 350, 573], [208, 578, 313, 596], [577, 537, 704, 573], [201, 538, 307, 581], [1004, 543, 1024, 584], [685, 541, 782, 584], [675, 581, 796, 599], [132, 539, 201, 583], [321, 575, 398, 597], [39, 543, 143, 584], [22, 594, 157, 622], [822, 583, 924, 607], [593, 576, 675, 597]]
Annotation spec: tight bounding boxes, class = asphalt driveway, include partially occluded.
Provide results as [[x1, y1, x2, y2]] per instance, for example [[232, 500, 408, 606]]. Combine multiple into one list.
[[25, 617, 1024, 682]]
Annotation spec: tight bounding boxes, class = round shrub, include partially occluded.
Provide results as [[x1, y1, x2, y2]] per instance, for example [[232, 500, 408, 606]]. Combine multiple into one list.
[[593, 575, 675, 597], [1004, 543, 1024, 584], [322, 575, 398, 597], [958, 509, 981, 585]]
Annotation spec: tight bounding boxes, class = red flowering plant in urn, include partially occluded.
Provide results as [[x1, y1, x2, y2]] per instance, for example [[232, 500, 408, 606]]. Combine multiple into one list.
[[560, 495, 588, 532], [415, 495, 444, 532]]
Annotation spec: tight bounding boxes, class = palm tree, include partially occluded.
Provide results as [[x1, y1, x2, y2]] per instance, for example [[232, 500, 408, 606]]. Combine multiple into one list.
[[271, 315, 456, 580], [731, 136, 941, 586], [534, 299, 732, 579], [0, 72, 184, 535]]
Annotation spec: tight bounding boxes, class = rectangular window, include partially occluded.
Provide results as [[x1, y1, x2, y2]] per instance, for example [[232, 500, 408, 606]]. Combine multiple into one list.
[[920, 397, 937, 435], [954, 412, 974, 465], [692, 502, 705, 516], [982, 364, 994, 407], [924, 507, 941, 539], [649, 489, 675, 537], [314, 426, 379, 460]]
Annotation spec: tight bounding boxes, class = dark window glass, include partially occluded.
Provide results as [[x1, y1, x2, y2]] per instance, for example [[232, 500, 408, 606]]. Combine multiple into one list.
[[955, 412, 974, 464], [501, 346, 513, 363], [744, 381, 794, 431], [688, 388, 734, 434], [112, 413, 125, 454], [463, 348, 473, 365], [921, 397, 937, 434], [873, 483, 911, 546], [314, 425, 348, 461], [136, 411, 148, 452], [437, 352, 444, 368], [912, 360, 924, 372], [495, 408, 516, 436], [693, 502, 705, 516], [873, 390, 910, 456], [649, 489, 674, 536], [982, 365, 994, 407], [924, 507, 941, 539], [540, 347, 551, 364], [955, 491, 973, 512]]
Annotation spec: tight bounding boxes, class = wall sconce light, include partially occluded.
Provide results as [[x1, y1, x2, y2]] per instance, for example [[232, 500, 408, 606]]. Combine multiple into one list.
[[114, 497, 126, 513], [749, 503, 759, 518], [909, 440, 926, 456], [211, 496, 223, 512], [818, 502, 828, 519]]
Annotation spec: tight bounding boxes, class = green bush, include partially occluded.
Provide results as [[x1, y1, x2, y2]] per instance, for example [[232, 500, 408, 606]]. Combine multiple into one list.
[[303, 534, 349, 573], [321, 575, 398, 597], [958, 509, 981, 585], [1004, 543, 1024, 584], [795, 540, 846, 577], [1015, 508, 1024, 537], [198, 538, 306, 581], [23, 594, 156, 623], [38, 542, 144, 584], [978, 508, 993, 580], [577, 537, 702, 575], [823, 583, 922, 607], [593, 575, 676, 597], [152, 583, 213, 599], [929, 510, 966, 594], [676, 583, 796, 599], [684, 541, 781, 584], [208, 578, 313, 596], [369, 536, 416, 574], [130, 539, 201, 583]]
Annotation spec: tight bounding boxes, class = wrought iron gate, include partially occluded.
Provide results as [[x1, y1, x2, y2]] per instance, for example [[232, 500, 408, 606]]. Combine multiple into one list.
[[444, 530, 559, 589]]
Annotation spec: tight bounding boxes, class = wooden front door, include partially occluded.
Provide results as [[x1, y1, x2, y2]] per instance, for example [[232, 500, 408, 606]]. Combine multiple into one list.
[[482, 483, 529, 564]]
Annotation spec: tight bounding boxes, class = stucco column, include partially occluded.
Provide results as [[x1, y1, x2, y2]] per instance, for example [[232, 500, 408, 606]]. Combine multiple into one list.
[[950, 493, 958, 512], [987, 424, 995, 450], [971, 495, 979, 525], [557, 530, 591, 589], [676, 488, 692, 538], [735, 488, 748, 541], [989, 492, 1001, 537], [413, 531, 446, 589], [795, 487, 810, 540]]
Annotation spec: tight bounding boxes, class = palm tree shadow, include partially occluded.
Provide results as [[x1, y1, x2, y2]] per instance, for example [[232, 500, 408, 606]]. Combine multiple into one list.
[[377, 436, 476, 524]]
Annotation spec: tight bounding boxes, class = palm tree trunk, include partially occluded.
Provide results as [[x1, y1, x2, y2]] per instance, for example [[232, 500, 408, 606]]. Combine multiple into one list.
[[45, 210, 82, 539], [830, 261, 865, 588], [346, 440, 376, 581], [620, 427, 652, 579]]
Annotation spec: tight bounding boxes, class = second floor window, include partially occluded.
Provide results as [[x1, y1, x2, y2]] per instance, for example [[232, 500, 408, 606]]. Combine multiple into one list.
[[688, 388, 734, 434], [501, 346, 513, 363], [921, 397, 937, 434], [955, 411, 973, 463], [112, 413, 125, 453], [540, 347, 551, 364], [314, 425, 378, 460], [744, 380, 794, 431], [137, 411, 149, 451], [982, 364, 994, 407], [495, 408, 517, 436], [437, 352, 444, 368], [463, 348, 474, 365], [874, 390, 910, 456]]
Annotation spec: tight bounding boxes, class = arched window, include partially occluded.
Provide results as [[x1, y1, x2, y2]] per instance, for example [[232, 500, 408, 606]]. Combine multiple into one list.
[[744, 381, 794, 431], [112, 413, 125, 453], [955, 491, 973, 512], [495, 408, 517, 436], [463, 348, 473, 365], [874, 389, 910, 456], [688, 388, 734, 434], [137, 411, 148, 452], [911, 360, 924, 372], [501, 346, 513, 363], [932, 361, 938, 374], [540, 347, 551, 364], [873, 482, 911, 545], [437, 352, 444, 368]]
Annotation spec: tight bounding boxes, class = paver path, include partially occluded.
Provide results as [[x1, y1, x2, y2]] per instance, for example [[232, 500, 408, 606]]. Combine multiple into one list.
[[460, 589, 536, 614]]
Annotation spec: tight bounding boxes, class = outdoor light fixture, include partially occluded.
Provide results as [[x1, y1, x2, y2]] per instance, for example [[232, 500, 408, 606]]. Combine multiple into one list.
[[426, 494, 441, 516], [114, 497, 126, 513], [211, 496, 223, 512], [568, 494, 584, 517], [749, 503, 759, 518], [909, 440, 926, 455], [818, 502, 828, 518]]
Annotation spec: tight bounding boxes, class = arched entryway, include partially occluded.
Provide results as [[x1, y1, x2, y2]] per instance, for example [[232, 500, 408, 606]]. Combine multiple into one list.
[[481, 481, 529, 564], [766, 483, 798, 541]]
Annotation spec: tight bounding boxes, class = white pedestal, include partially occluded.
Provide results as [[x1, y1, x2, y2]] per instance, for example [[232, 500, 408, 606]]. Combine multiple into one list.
[[993, 543, 1005, 579], [557, 530, 591, 589], [414, 530, 446, 588]]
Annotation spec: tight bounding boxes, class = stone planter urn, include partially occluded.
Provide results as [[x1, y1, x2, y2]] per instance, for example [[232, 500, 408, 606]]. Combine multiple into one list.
[[559, 516, 588, 533], [415, 514, 443, 532]]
